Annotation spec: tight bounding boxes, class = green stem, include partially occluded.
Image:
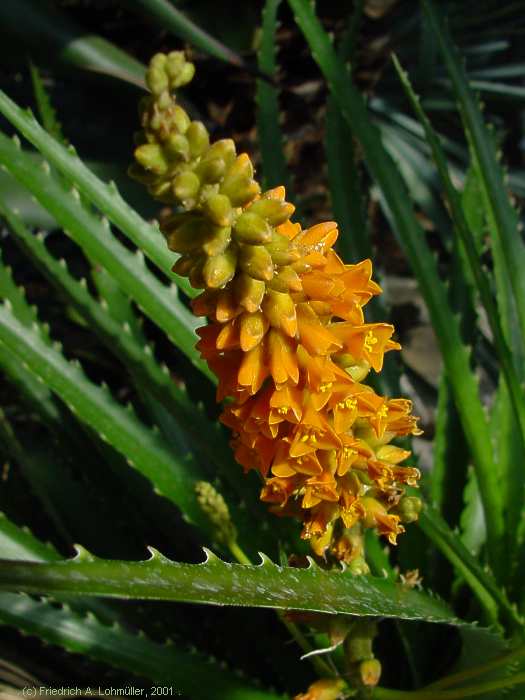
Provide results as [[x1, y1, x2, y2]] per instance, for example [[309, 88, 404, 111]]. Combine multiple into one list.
[[227, 540, 335, 678], [374, 671, 525, 699]]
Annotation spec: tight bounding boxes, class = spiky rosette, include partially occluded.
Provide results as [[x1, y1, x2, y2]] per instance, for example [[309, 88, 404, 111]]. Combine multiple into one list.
[[131, 52, 422, 563]]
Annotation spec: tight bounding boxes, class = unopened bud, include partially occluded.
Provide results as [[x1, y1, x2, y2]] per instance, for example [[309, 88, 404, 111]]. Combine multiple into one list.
[[261, 290, 297, 337], [359, 658, 381, 687], [239, 312, 268, 352], [186, 121, 210, 156], [220, 154, 260, 206], [203, 194, 233, 227], [267, 266, 302, 292], [359, 497, 388, 529], [165, 51, 195, 88], [294, 679, 345, 700], [394, 496, 422, 524], [169, 104, 191, 134], [239, 245, 274, 282], [202, 226, 232, 257], [234, 273, 266, 312], [203, 247, 237, 288], [164, 133, 189, 160], [134, 144, 169, 174], [248, 198, 295, 226], [195, 481, 236, 545], [234, 212, 272, 245], [173, 171, 200, 201], [348, 556, 370, 576], [146, 66, 169, 96]]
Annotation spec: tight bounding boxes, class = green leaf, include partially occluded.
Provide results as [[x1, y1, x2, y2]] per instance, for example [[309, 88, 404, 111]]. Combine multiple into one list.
[[423, 0, 525, 357], [0, 90, 195, 298], [0, 549, 462, 624], [256, 0, 294, 195], [122, 0, 248, 70], [0, 0, 145, 88], [418, 505, 522, 633], [28, 62, 66, 144], [392, 53, 525, 455], [287, 0, 504, 572], [325, 100, 370, 263], [431, 376, 469, 528], [0, 302, 213, 539], [0, 202, 276, 556], [0, 135, 211, 380], [0, 512, 61, 562], [0, 593, 280, 700], [459, 467, 486, 558]]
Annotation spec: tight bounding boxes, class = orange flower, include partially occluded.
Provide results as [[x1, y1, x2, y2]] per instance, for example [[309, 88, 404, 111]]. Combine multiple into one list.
[[132, 52, 422, 560]]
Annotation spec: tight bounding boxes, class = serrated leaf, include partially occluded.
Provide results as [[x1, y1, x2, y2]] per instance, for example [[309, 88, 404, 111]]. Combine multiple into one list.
[[0, 550, 462, 624], [0, 512, 61, 562], [392, 53, 525, 452], [423, 0, 525, 357], [287, 0, 504, 573], [0, 303, 213, 539], [29, 62, 66, 145], [0, 135, 211, 380], [0, 593, 280, 700], [418, 505, 521, 632], [0, 89, 195, 298], [0, 202, 276, 555]]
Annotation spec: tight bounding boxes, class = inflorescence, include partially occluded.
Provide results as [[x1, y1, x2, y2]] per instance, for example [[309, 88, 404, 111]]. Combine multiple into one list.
[[130, 52, 422, 567]]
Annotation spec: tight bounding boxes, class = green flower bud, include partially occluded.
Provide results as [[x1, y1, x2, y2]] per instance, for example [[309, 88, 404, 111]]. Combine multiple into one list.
[[165, 218, 205, 254], [203, 194, 233, 227], [239, 245, 274, 282], [165, 51, 195, 88], [248, 198, 295, 226], [146, 66, 169, 96], [134, 144, 169, 174], [266, 266, 302, 292], [173, 171, 201, 201], [228, 181, 261, 208], [265, 231, 299, 265], [206, 139, 236, 165], [394, 496, 422, 524], [261, 290, 296, 335], [196, 157, 227, 184], [164, 133, 190, 160], [195, 481, 237, 545], [233, 212, 272, 245], [359, 496, 388, 529], [186, 121, 210, 156], [220, 154, 260, 206], [203, 246, 237, 288], [202, 226, 232, 257], [348, 556, 370, 576], [170, 105, 191, 134], [359, 659, 381, 687], [234, 273, 266, 312]]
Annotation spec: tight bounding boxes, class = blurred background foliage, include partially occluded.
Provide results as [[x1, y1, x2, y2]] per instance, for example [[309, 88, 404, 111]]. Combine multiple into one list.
[[1, 0, 525, 698]]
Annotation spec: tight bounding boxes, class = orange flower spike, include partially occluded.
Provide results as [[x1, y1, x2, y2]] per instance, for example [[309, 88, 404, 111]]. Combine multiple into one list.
[[133, 51, 422, 564]]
